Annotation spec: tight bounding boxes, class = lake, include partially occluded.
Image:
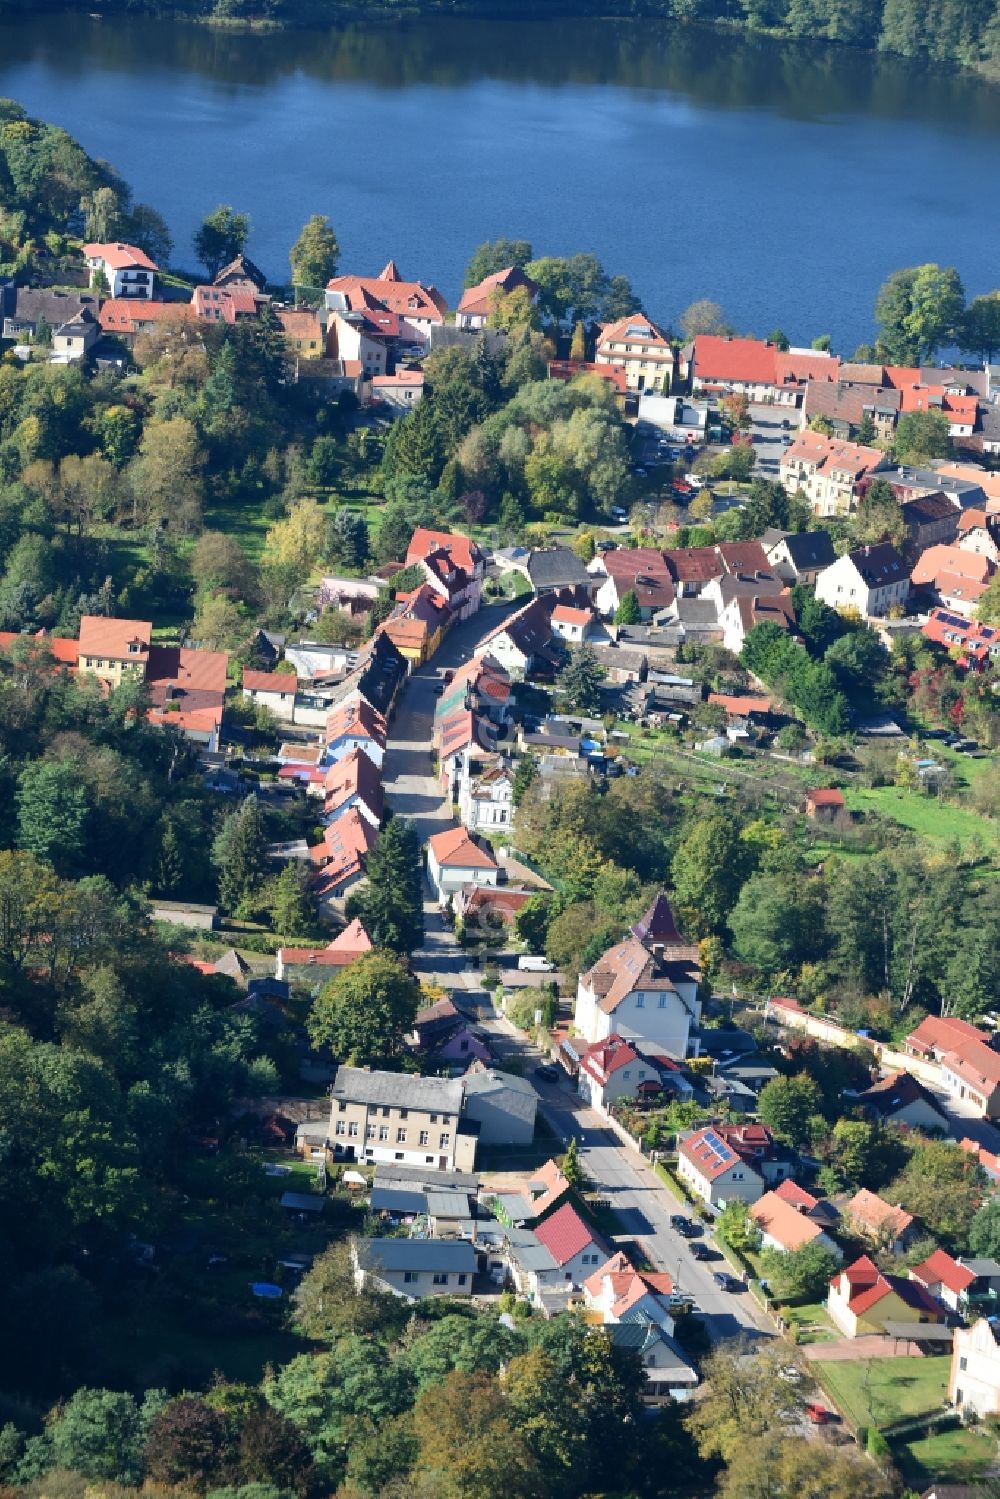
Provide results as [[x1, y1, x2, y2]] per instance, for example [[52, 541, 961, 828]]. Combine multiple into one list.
[[1, 11, 999, 352]]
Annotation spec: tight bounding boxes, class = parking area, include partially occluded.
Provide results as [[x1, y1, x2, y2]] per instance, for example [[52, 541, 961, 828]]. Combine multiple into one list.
[[748, 402, 800, 475]]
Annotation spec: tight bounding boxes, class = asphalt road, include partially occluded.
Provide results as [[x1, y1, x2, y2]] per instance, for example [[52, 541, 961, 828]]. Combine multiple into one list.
[[748, 401, 799, 476], [382, 610, 773, 1342]]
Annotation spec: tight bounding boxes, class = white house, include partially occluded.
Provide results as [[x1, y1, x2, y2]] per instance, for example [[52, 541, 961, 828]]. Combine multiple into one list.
[[456, 266, 538, 329], [426, 824, 499, 904], [242, 669, 298, 722], [750, 1186, 841, 1258], [550, 603, 594, 644], [909, 1248, 976, 1315], [676, 1126, 766, 1209], [82, 241, 158, 299], [371, 369, 424, 413], [950, 1318, 1000, 1417], [576, 1035, 663, 1111], [573, 895, 701, 1058], [352, 1238, 475, 1301], [531, 1202, 608, 1287], [814, 543, 909, 619], [458, 760, 514, 833]]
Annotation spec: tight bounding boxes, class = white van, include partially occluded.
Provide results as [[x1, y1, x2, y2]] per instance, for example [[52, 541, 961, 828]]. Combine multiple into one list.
[[518, 955, 555, 972]]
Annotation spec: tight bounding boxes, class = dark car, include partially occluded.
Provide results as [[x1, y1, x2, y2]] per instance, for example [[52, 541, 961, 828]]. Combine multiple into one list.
[[534, 1063, 560, 1083], [670, 1214, 696, 1237], [689, 1242, 713, 1260], [713, 1271, 743, 1292]]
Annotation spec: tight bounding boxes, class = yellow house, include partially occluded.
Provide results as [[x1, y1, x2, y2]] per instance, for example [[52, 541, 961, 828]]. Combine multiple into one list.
[[377, 584, 448, 666], [276, 308, 324, 359], [77, 615, 151, 686], [827, 1255, 945, 1338]]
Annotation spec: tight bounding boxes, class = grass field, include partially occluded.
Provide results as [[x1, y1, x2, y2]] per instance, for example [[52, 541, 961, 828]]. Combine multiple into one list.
[[891, 1421, 996, 1488], [812, 1355, 949, 1432], [843, 784, 999, 851]]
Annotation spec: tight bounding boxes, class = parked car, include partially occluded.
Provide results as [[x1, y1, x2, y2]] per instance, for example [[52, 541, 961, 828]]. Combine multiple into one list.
[[611, 505, 629, 520], [534, 1063, 560, 1082], [714, 1271, 742, 1292], [804, 1403, 834, 1425], [597, 538, 618, 551], [689, 1242, 713, 1260], [519, 954, 555, 972], [670, 1215, 697, 1237]]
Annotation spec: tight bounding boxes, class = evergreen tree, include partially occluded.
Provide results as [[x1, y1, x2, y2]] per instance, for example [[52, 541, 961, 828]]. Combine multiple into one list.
[[16, 760, 89, 876], [266, 862, 313, 937], [345, 815, 423, 954], [560, 1135, 588, 1187], [614, 589, 641, 625], [212, 796, 268, 913], [289, 213, 340, 293], [854, 411, 877, 446], [325, 507, 369, 571], [557, 646, 606, 715], [156, 817, 186, 896]]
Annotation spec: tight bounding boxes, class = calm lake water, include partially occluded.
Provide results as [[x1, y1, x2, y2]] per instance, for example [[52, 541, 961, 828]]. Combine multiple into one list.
[[2, 12, 999, 352]]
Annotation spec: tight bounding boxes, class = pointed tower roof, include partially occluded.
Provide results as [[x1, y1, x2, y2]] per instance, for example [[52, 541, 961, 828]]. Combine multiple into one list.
[[325, 917, 373, 958], [379, 260, 403, 282], [632, 893, 685, 947]]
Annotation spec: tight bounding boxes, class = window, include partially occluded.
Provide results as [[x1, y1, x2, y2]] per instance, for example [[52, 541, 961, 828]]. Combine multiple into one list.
[[348, 1122, 359, 1138], [366, 1124, 376, 1140], [439, 1133, 450, 1148], [658, 995, 667, 1008], [425, 1156, 434, 1164], [457, 1273, 467, 1285], [378, 1126, 389, 1142], [338, 1101, 346, 1112], [636, 994, 645, 1008], [399, 1109, 408, 1119], [396, 1128, 406, 1143], [404, 1271, 417, 1284], [441, 1114, 450, 1124], [432, 1273, 448, 1285], [419, 1130, 429, 1146], [382, 1106, 391, 1118], [335, 1120, 346, 1137], [960, 1356, 968, 1371], [430, 1114, 438, 1123]]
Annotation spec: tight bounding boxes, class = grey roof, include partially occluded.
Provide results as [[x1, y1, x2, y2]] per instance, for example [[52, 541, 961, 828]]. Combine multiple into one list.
[[355, 1237, 476, 1274], [295, 1123, 329, 1143], [280, 1192, 325, 1213], [5, 286, 99, 331], [778, 530, 837, 571], [462, 1068, 536, 1099], [506, 1234, 560, 1274], [331, 1065, 464, 1115], [673, 598, 720, 625], [370, 1185, 428, 1215], [959, 1257, 1000, 1278], [373, 1162, 480, 1193], [526, 547, 592, 591], [426, 1190, 472, 1218]]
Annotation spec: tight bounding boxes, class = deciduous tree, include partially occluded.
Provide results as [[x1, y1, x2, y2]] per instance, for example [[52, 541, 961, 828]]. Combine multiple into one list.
[[289, 213, 340, 292], [194, 204, 251, 279], [308, 949, 420, 1065]]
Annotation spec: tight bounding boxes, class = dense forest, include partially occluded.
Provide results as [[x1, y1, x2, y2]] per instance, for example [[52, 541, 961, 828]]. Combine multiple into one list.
[[2, 0, 1000, 75]]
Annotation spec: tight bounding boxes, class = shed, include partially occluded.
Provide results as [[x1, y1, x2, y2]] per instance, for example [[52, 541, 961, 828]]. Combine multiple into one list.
[[280, 1192, 325, 1215]]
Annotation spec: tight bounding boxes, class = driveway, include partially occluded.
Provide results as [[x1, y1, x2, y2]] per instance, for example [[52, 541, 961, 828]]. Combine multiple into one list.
[[748, 401, 797, 476]]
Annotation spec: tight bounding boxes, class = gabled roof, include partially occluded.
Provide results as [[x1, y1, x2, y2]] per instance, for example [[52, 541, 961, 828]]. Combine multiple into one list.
[[631, 893, 685, 946], [845, 542, 906, 586], [243, 669, 297, 693], [907, 1015, 986, 1057], [692, 335, 778, 386], [327, 266, 447, 323], [750, 1189, 824, 1251], [456, 265, 537, 317], [146, 645, 228, 738], [427, 824, 498, 871], [944, 1038, 1000, 1094], [325, 695, 387, 747], [310, 808, 377, 893], [83, 240, 157, 271], [846, 1187, 913, 1239], [857, 1070, 947, 1122], [773, 1179, 819, 1210], [323, 748, 384, 819], [679, 1126, 760, 1183], [579, 1034, 641, 1086], [910, 1248, 976, 1297], [533, 1201, 599, 1266], [771, 529, 837, 571], [807, 787, 845, 808], [406, 526, 483, 577], [582, 935, 695, 1018], [833, 1255, 942, 1318], [78, 614, 152, 661]]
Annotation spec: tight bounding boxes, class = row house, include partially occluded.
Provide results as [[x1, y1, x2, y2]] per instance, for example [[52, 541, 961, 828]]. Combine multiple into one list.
[[687, 334, 839, 405], [759, 527, 837, 585], [899, 490, 959, 559], [779, 430, 888, 516], [589, 547, 676, 619], [923, 608, 1000, 670], [321, 695, 387, 768], [378, 585, 450, 666], [801, 379, 901, 442], [458, 760, 515, 834], [321, 748, 384, 828], [310, 809, 378, 914], [910, 543, 993, 618], [478, 594, 563, 680]]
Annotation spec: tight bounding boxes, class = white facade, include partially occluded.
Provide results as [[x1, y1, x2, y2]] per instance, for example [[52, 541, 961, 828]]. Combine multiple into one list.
[[574, 966, 700, 1059], [243, 683, 297, 721], [459, 765, 514, 832], [951, 1319, 1000, 1417], [675, 1151, 765, 1210], [426, 851, 499, 905], [815, 554, 909, 619]]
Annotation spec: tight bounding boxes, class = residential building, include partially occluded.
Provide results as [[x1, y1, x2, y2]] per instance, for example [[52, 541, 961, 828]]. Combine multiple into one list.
[[594, 313, 676, 393], [950, 1318, 1000, 1417], [456, 266, 538, 329], [371, 368, 424, 412], [910, 1249, 976, 1314], [814, 543, 909, 619], [406, 527, 485, 620], [214, 253, 268, 293], [524, 548, 595, 597], [325, 309, 389, 379], [454, 882, 533, 932], [378, 586, 450, 665], [82, 241, 157, 299], [1, 286, 99, 344], [924, 608, 1000, 669], [779, 431, 888, 516], [275, 917, 372, 983], [309, 809, 378, 911], [458, 760, 514, 833], [275, 307, 324, 359], [855, 1071, 951, 1134], [327, 1065, 476, 1171], [589, 549, 675, 619], [606, 1318, 699, 1404], [911, 543, 993, 618], [192, 284, 265, 325], [583, 1252, 676, 1332], [352, 1237, 475, 1301], [573, 894, 702, 1057], [78, 615, 151, 685], [478, 595, 560, 680], [900, 491, 959, 557], [844, 1187, 916, 1253], [322, 695, 387, 769], [426, 824, 499, 905], [688, 335, 838, 405], [940, 1040, 1000, 1120], [750, 1187, 841, 1257], [717, 586, 796, 654], [436, 653, 511, 726], [676, 1126, 766, 1209], [550, 603, 595, 644], [801, 379, 901, 442], [905, 1015, 988, 1064], [531, 1201, 608, 1286], [321, 748, 384, 829], [760, 528, 836, 586], [74, 616, 226, 750], [242, 669, 298, 721], [576, 1034, 668, 1111], [52, 307, 100, 362], [827, 1255, 945, 1338], [325, 261, 447, 349], [461, 1068, 537, 1145]]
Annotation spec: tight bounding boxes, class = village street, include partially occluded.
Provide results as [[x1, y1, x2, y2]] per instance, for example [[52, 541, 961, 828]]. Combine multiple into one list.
[[382, 603, 774, 1345]]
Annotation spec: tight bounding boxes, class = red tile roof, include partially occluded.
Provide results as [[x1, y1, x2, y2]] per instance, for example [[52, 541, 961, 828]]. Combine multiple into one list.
[[693, 334, 778, 386], [846, 1188, 913, 1240], [243, 669, 297, 693], [579, 1034, 640, 1086], [751, 1190, 825, 1251], [945, 1038, 1000, 1094], [326, 264, 447, 324], [906, 1015, 985, 1058], [910, 1248, 976, 1298], [457, 266, 537, 317], [807, 787, 845, 808], [406, 527, 483, 577], [323, 748, 384, 820], [324, 695, 387, 746], [278, 918, 372, 971], [310, 809, 377, 894], [78, 615, 152, 661], [83, 240, 158, 271], [774, 350, 840, 386], [679, 1126, 760, 1183], [774, 1179, 819, 1210], [427, 824, 498, 871], [98, 299, 195, 334], [533, 1201, 597, 1266]]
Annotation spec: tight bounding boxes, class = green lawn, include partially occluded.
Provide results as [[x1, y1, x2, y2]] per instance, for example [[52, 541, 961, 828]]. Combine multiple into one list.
[[891, 1421, 996, 1489], [779, 1299, 838, 1344], [812, 1356, 949, 1432], [842, 784, 999, 852]]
